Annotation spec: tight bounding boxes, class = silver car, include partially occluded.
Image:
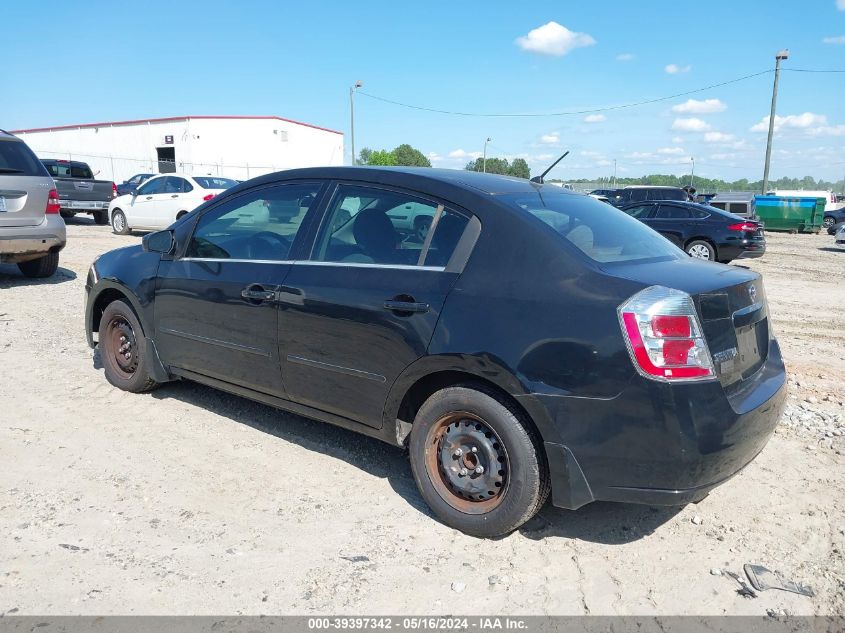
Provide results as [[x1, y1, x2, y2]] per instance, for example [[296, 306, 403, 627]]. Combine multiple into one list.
[[836, 222, 845, 248], [0, 131, 66, 278]]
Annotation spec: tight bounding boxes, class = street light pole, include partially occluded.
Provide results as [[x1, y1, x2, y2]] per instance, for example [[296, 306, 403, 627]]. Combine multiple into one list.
[[613, 159, 617, 188], [482, 137, 491, 173], [690, 157, 695, 188], [762, 50, 788, 194], [349, 80, 363, 166]]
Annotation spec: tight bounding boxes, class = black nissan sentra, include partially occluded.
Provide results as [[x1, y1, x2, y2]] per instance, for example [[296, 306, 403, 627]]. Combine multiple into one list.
[[85, 168, 786, 537]]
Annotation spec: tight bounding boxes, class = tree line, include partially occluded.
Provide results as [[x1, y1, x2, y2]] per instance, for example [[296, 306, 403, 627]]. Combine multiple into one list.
[[356, 145, 532, 179], [567, 174, 845, 193]]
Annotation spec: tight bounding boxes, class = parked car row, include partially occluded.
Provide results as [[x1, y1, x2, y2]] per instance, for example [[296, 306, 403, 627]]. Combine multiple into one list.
[[41, 159, 116, 224]]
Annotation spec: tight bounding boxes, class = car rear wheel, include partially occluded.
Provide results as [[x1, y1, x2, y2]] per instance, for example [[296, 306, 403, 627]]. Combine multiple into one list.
[[111, 209, 130, 235], [409, 385, 549, 537], [93, 210, 109, 225], [98, 300, 159, 393], [60, 210, 75, 219], [686, 240, 715, 261], [17, 252, 59, 278], [823, 216, 835, 229]]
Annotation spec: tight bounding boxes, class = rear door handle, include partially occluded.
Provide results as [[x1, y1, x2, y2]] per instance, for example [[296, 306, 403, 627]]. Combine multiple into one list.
[[383, 298, 429, 314], [171, 194, 179, 198], [241, 285, 277, 303]]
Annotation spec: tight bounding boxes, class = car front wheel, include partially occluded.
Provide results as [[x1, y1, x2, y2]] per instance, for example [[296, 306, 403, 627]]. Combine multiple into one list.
[[686, 240, 715, 261], [823, 216, 835, 229], [98, 299, 159, 393], [409, 385, 549, 537], [111, 209, 130, 235]]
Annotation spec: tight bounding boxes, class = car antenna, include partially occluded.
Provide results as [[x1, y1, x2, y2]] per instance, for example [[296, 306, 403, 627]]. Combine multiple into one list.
[[530, 151, 569, 184]]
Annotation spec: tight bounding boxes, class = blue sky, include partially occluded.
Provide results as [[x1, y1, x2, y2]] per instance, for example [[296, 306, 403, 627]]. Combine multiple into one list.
[[4, 0, 845, 182]]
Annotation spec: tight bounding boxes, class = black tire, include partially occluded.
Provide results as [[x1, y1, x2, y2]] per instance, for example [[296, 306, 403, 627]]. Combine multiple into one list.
[[60, 210, 76, 219], [98, 300, 159, 393], [823, 216, 835, 229], [408, 385, 549, 538], [111, 209, 130, 235], [685, 239, 715, 261], [176, 210, 188, 220], [17, 252, 59, 278], [93, 210, 109, 225]]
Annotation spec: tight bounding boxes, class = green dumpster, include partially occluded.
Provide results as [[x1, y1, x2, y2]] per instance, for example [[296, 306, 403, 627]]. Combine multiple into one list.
[[753, 196, 824, 233]]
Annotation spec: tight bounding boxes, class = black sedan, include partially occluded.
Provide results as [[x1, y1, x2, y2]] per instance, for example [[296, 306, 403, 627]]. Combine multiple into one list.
[[824, 207, 845, 232], [619, 200, 766, 263], [84, 167, 786, 537]]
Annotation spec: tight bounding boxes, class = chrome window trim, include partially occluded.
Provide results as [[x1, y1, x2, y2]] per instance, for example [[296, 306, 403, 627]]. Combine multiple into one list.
[[176, 257, 445, 271], [179, 257, 295, 265]]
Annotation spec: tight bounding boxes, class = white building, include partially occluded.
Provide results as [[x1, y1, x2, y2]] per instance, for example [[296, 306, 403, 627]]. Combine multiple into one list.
[[10, 115, 344, 184]]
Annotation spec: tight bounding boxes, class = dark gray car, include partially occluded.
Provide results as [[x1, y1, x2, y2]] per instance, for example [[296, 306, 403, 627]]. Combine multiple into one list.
[[0, 131, 67, 277]]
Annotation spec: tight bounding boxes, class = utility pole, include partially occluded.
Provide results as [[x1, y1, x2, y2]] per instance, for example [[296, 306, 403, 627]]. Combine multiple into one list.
[[690, 157, 695, 188], [762, 49, 789, 194], [349, 80, 363, 166], [613, 159, 617, 188], [482, 137, 491, 173]]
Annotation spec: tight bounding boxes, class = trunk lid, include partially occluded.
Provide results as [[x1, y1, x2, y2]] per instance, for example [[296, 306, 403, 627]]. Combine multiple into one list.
[[607, 258, 769, 389], [0, 138, 52, 227]]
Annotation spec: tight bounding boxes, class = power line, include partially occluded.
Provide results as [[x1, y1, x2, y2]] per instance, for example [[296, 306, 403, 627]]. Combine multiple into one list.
[[358, 69, 775, 118], [784, 68, 845, 73]]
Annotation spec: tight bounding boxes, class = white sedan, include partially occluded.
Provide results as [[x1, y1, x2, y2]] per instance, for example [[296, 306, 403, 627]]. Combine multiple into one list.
[[108, 173, 238, 234]]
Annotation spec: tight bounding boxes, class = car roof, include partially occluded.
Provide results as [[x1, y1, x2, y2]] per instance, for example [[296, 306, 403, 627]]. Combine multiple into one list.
[[250, 166, 570, 197]]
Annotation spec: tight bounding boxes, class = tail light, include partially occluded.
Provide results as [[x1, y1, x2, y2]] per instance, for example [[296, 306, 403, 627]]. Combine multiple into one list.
[[727, 222, 758, 232], [618, 286, 715, 382], [45, 189, 61, 214], [202, 194, 215, 201], [112, 182, 118, 198]]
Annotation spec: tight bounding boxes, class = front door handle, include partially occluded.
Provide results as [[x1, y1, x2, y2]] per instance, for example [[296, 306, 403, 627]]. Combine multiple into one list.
[[384, 297, 430, 314], [241, 285, 277, 304], [145, 196, 153, 200], [171, 194, 179, 198]]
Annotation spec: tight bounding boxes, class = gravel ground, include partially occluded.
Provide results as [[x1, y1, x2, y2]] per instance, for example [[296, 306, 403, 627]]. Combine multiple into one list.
[[0, 219, 843, 615]]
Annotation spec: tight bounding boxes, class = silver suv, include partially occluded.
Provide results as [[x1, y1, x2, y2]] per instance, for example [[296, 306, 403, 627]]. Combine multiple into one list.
[[0, 131, 66, 278]]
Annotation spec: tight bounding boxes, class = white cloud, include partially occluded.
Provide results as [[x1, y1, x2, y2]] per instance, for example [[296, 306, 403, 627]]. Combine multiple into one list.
[[704, 131, 735, 143], [656, 147, 686, 155], [823, 35, 845, 44], [515, 21, 596, 57], [447, 149, 482, 159], [750, 112, 827, 133], [665, 64, 692, 74], [626, 151, 654, 160], [808, 124, 845, 136], [539, 132, 560, 144], [709, 153, 737, 161], [583, 114, 606, 123], [671, 98, 727, 114], [672, 117, 711, 132], [595, 159, 613, 166], [616, 52, 635, 61], [580, 150, 602, 157], [838, 0, 845, 10], [671, 136, 684, 143]]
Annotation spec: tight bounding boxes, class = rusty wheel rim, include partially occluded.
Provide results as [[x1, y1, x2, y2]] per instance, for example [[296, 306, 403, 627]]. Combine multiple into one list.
[[106, 316, 138, 379], [424, 411, 509, 515]]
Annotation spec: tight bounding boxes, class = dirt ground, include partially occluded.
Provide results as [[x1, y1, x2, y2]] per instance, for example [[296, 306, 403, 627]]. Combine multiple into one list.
[[1, 219, 843, 616]]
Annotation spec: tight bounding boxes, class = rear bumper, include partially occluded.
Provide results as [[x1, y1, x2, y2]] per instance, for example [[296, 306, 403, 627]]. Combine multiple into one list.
[[59, 200, 109, 211], [0, 215, 67, 263], [525, 339, 786, 510]]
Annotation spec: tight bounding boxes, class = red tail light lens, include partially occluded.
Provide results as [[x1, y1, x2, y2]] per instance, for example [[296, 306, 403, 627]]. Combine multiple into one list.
[[202, 194, 215, 201], [727, 222, 758, 232], [46, 189, 61, 214], [618, 286, 715, 382], [112, 182, 118, 198]]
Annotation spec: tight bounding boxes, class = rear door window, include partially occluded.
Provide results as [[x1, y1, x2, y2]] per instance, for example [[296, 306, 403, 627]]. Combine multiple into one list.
[[137, 177, 166, 195], [622, 204, 655, 219], [0, 140, 48, 176], [655, 205, 691, 219]]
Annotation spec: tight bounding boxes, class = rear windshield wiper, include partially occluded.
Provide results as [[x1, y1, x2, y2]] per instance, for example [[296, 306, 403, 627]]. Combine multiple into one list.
[[0, 168, 24, 174]]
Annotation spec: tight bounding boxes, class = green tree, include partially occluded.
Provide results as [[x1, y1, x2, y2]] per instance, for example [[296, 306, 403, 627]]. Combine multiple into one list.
[[367, 149, 397, 166], [508, 158, 530, 179], [391, 144, 431, 167], [465, 157, 510, 175], [357, 148, 373, 166]]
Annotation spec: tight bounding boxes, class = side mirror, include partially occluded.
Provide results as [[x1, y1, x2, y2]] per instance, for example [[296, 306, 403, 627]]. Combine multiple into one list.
[[142, 230, 174, 255]]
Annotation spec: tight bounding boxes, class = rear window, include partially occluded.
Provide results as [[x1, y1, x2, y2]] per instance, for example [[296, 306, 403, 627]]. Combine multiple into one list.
[[502, 191, 683, 264], [0, 140, 49, 177], [193, 176, 238, 189], [43, 161, 94, 179]]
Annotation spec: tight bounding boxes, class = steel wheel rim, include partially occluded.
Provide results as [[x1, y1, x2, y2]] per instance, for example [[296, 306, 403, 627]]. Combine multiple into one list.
[[423, 411, 509, 515], [106, 316, 138, 379], [823, 217, 834, 228], [688, 244, 711, 259], [113, 212, 125, 232]]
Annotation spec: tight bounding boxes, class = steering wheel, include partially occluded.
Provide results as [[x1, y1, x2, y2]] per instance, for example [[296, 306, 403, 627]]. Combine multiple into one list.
[[246, 231, 290, 259]]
